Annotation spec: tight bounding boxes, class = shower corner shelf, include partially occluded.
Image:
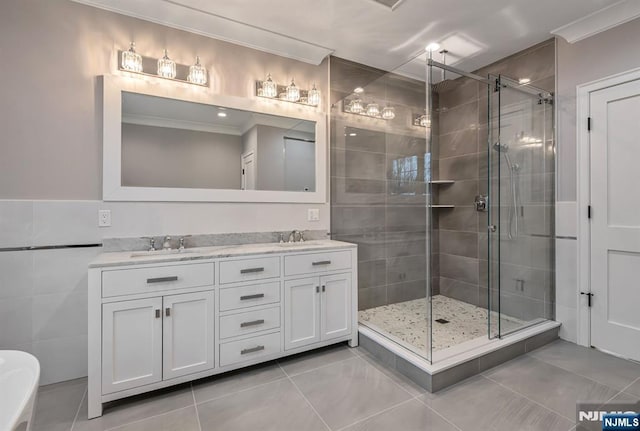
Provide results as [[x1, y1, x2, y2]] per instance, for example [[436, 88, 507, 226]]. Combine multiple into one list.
[[430, 204, 455, 209], [429, 180, 455, 185]]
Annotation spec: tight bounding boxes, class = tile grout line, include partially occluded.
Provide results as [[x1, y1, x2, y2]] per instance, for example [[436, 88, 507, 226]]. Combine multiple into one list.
[[277, 362, 332, 431], [414, 396, 464, 431], [101, 406, 199, 431], [191, 383, 202, 431], [279, 350, 361, 379], [334, 396, 419, 431], [194, 374, 291, 406], [600, 376, 640, 405], [482, 374, 576, 422], [69, 386, 87, 431]]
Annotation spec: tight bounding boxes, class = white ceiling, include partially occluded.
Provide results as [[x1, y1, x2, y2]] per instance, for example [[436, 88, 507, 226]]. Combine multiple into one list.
[[76, 0, 621, 78]]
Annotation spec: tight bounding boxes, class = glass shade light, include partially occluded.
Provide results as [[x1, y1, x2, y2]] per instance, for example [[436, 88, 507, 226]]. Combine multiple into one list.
[[349, 98, 364, 114], [187, 56, 207, 85], [121, 42, 143, 73], [286, 78, 300, 102], [157, 49, 176, 79], [366, 103, 380, 117], [307, 83, 321, 106], [262, 74, 278, 98], [381, 106, 395, 120]]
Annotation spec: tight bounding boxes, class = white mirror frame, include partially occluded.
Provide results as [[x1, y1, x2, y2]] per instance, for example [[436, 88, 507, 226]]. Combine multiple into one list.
[[102, 75, 327, 203]]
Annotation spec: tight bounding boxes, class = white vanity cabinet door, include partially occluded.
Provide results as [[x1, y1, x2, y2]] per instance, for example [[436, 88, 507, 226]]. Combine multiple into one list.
[[162, 291, 215, 380], [102, 298, 163, 394], [320, 273, 352, 341], [284, 277, 321, 350]]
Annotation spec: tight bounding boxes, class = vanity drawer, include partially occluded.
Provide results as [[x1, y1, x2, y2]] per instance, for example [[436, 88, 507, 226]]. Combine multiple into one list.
[[219, 281, 280, 311], [219, 256, 280, 285], [102, 263, 214, 298], [220, 306, 280, 339], [284, 250, 352, 277], [219, 332, 281, 367]]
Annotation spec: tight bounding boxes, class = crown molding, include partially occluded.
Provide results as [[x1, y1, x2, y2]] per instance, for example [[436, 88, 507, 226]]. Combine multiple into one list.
[[551, 0, 640, 43], [71, 0, 333, 65]]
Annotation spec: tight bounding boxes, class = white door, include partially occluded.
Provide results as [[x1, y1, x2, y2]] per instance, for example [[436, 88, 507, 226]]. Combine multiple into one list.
[[590, 78, 640, 361], [242, 152, 256, 190], [102, 298, 162, 394], [284, 277, 320, 350], [320, 273, 352, 341], [163, 291, 215, 380]]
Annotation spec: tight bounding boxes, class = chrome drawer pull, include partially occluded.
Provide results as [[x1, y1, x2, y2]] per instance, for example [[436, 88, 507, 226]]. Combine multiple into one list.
[[147, 276, 178, 284], [240, 267, 265, 274], [241, 345, 265, 355], [240, 319, 265, 328], [240, 293, 265, 301], [312, 260, 331, 266]]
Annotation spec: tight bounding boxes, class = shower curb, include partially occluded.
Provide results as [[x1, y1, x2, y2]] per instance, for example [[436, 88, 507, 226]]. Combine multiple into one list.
[[358, 324, 560, 392]]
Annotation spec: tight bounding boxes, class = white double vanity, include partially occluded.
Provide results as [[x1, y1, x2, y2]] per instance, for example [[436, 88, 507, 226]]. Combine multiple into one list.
[[87, 240, 357, 418]]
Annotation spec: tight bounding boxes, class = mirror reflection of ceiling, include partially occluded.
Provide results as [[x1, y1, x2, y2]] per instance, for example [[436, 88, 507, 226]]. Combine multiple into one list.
[[75, 0, 619, 79], [122, 92, 315, 136]]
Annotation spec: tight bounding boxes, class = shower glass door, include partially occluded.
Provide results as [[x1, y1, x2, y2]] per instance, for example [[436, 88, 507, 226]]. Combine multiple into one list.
[[489, 75, 555, 338]]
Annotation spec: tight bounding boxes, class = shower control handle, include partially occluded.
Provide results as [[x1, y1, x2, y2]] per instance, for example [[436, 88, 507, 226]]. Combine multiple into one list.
[[475, 195, 488, 212], [488, 225, 497, 233]]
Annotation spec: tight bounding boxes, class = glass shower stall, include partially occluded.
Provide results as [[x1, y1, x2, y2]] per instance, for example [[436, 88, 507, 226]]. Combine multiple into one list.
[[330, 48, 555, 364]]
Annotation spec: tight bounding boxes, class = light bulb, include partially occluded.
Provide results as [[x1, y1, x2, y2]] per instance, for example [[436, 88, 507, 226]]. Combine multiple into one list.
[[366, 103, 380, 117], [381, 106, 395, 120], [157, 49, 176, 79], [187, 56, 207, 85], [419, 114, 430, 127], [286, 78, 300, 102], [349, 98, 363, 114], [121, 42, 143, 73], [307, 83, 321, 106], [262, 74, 278, 98]]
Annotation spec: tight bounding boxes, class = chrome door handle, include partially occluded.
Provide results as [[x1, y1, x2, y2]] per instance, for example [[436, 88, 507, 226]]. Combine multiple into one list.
[[312, 260, 331, 266], [241, 345, 265, 355], [240, 319, 265, 328], [240, 267, 265, 274], [155, 309, 161, 319], [240, 293, 265, 301], [147, 276, 178, 284], [165, 307, 171, 317]]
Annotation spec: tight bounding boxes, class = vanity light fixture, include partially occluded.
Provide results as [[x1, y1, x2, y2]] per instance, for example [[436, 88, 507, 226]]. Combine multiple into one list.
[[286, 78, 301, 102], [413, 112, 430, 128], [381, 106, 395, 120], [255, 74, 320, 107], [117, 44, 209, 87], [121, 42, 143, 73], [187, 56, 207, 85], [157, 49, 176, 79], [366, 103, 380, 117]]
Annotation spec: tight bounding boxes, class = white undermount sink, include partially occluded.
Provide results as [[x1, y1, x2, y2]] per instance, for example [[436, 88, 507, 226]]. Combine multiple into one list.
[[130, 249, 198, 258], [276, 241, 315, 247]]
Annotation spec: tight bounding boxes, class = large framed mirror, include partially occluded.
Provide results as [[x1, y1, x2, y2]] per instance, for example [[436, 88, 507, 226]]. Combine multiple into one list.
[[102, 76, 326, 202]]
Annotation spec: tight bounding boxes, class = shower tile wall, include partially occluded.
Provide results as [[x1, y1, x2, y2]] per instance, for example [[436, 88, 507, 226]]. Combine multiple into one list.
[[434, 39, 556, 321], [330, 57, 429, 310]]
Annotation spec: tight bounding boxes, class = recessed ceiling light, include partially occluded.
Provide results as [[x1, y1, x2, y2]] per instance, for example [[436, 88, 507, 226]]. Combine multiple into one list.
[[217, 112, 227, 117], [519, 78, 531, 85], [349, 133, 357, 137], [353, 87, 364, 94], [425, 42, 441, 52]]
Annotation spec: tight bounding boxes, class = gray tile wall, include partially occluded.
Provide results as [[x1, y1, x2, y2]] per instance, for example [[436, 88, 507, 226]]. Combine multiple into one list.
[[433, 40, 556, 322]]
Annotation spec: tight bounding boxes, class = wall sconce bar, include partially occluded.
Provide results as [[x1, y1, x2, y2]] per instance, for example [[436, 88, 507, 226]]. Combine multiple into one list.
[[342, 97, 395, 121], [255, 80, 319, 106], [118, 50, 209, 87]]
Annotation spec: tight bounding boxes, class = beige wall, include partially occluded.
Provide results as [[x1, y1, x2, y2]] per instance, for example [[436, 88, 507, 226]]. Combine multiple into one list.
[[557, 17, 640, 201], [0, 0, 328, 200]]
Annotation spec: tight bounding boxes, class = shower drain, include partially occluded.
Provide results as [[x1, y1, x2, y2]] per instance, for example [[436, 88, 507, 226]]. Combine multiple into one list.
[[435, 318, 450, 324]]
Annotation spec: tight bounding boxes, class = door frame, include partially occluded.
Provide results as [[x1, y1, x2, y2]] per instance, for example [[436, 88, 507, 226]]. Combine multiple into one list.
[[576, 66, 640, 347]]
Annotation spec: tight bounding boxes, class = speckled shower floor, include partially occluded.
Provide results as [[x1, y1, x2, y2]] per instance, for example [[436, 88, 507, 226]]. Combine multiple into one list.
[[358, 295, 525, 353]]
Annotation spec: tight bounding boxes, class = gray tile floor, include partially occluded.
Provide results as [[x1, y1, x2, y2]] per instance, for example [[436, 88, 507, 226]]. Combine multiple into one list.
[[32, 340, 640, 431]]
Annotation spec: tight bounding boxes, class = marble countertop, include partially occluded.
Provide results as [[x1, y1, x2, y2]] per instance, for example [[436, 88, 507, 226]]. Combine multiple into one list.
[[89, 240, 356, 268]]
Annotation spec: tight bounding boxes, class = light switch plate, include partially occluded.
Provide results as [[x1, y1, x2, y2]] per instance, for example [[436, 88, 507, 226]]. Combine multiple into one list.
[[98, 209, 111, 227], [308, 208, 320, 222]]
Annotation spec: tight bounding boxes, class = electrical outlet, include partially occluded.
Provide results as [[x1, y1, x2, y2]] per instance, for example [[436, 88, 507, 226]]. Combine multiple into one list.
[[308, 208, 320, 222], [98, 209, 111, 227]]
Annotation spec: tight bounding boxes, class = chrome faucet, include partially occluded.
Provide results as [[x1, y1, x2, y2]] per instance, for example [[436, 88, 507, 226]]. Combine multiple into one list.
[[162, 236, 172, 250], [288, 230, 305, 243], [142, 237, 156, 252], [178, 235, 191, 251]]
